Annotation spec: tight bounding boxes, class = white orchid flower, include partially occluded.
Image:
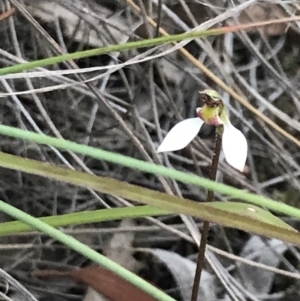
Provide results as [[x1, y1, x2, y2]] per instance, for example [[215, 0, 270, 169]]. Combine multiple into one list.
[[157, 90, 248, 172]]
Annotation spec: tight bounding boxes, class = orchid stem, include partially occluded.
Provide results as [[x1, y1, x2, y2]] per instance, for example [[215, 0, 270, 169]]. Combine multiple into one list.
[[191, 130, 223, 301]]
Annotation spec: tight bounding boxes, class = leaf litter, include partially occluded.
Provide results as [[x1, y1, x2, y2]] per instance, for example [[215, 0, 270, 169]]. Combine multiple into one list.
[[1, 0, 300, 300]]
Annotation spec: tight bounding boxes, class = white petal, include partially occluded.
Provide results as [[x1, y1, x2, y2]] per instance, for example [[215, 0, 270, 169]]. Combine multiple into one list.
[[157, 118, 204, 153], [222, 121, 248, 172]]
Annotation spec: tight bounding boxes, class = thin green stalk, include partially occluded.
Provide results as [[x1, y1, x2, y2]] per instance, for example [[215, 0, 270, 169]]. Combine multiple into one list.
[[0, 17, 298, 76], [0, 206, 169, 236], [0, 124, 300, 219], [0, 200, 175, 301], [0, 28, 223, 76]]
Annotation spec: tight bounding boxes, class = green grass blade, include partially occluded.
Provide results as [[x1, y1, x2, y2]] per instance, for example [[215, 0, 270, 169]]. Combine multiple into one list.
[[210, 202, 295, 231], [0, 125, 300, 219], [0, 17, 299, 76], [0, 200, 176, 301], [0, 206, 169, 236], [0, 28, 222, 76], [0, 151, 299, 245]]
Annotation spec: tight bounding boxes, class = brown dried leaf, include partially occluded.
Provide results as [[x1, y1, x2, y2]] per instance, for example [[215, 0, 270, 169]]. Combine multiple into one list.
[[33, 267, 160, 301]]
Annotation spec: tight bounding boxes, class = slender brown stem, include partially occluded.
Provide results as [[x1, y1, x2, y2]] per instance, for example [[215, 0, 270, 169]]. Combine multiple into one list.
[[190, 130, 223, 301]]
